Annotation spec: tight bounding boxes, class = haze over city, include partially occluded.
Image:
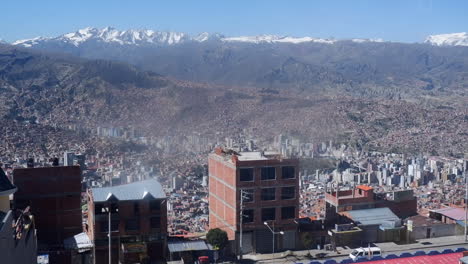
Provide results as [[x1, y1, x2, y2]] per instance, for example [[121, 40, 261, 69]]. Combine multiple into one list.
[[0, 1, 467, 264]]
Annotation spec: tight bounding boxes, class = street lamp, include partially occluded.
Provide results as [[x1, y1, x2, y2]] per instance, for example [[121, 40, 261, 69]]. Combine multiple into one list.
[[264, 221, 284, 254]]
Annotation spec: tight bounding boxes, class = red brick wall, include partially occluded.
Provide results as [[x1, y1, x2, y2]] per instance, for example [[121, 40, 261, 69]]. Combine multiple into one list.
[[208, 155, 237, 239], [13, 166, 82, 245], [209, 153, 300, 239]]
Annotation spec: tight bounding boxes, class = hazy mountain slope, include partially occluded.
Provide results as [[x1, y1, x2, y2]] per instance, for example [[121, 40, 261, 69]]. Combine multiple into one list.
[[11, 29, 468, 101], [0, 43, 466, 156]]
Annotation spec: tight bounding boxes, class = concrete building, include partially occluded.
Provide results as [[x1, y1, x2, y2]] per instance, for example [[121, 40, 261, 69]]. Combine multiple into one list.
[[325, 185, 417, 220], [13, 165, 82, 264], [405, 215, 456, 240], [340, 207, 403, 244], [208, 148, 299, 254], [0, 167, 37, 264], [87, 179, 167, 263], [64, 151, 76, 166]]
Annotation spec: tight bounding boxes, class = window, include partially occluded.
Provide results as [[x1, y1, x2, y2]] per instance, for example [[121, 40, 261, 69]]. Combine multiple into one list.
[[240, 168, 254, 181], [150, 217, 161, 229], [281, 186, 295, 200], [241, 189, 254, 203], [125, 219, 140, 231], [100, 220, 119, 232], [261, 167, 276, 180], [95, 204, 104, 214], [282, 166, 295, 179], [150, 200, 161, 211], [281, 206, 296, 219], [242, 209, 254, 223], [134, 203, 139, 214], [262, 208, 276, 221], [261, 188, 276, 201]]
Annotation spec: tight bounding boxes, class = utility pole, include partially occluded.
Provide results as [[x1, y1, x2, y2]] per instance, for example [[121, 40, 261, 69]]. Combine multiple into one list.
[[272, 222, 275, 254], [239, 190, 247, 261], [465, 172, 467, 242], [108, 205, 112, 264], [264, 221, 284, 254]]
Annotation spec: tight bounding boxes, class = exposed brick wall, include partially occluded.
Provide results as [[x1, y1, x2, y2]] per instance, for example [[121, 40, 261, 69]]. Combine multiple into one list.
[[209, 152, 299, 240]]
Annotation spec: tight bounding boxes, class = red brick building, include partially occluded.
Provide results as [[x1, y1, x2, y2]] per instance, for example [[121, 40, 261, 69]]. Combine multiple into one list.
[[87, 179, 167, 264], [208, 148, 299, 253], [13, 166, 82, 263]]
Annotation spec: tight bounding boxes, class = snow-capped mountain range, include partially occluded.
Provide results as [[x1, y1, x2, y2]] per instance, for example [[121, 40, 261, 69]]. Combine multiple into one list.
[[424, 32, 468, 46], [9, 27, 468, 48], [11, 27, 386, 47]]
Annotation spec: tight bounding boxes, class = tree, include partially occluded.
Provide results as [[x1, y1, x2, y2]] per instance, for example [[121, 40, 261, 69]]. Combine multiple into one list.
[[206, 228, 228, 250], [301, 232, 314, 258]]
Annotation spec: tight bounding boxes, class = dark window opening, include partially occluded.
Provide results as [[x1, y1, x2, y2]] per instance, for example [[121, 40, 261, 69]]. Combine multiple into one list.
[[262, 208, 276, 221], [125, 219, 140, 231], [240, 168, 254, 181], [150, 200, 161, 211], [100, 220, 119, 232], [261, 188, 276, 201], [95, 204, 104, 214], [281, 206, 295, 219], [241, 189, 255, 202], [134, 203, 139, 214], [242, 209, 254, 223], [281, 186, 295, 200], [282, 166, 295, 179], [150, 217, 161, 229], [261, 167, 276, 180]]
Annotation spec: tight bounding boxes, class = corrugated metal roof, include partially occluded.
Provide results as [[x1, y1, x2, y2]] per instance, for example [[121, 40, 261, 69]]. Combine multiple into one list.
[[433, 207, 465, 221], [168, 240, 209, 253], [64, 232, 93, 252], [91, 179, 165, 202], [347, 207, 400, 226]]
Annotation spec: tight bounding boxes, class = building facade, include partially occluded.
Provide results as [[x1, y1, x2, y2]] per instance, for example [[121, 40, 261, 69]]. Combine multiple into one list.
[[208, 148, 299, 253], [13, 165, 83, 264], [0, 167, 37, 264], [325, 185, 417, 220], [87, 179, 167, 264]]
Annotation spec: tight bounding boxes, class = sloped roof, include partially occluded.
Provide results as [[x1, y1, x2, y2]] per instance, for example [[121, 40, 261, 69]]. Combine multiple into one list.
[[347, 207, 400, 226], [91, 179, 165, 202], [168, 240, 210, 253], [357, 185, 373, 191], [433, 207, 465, 221], [0, 167, 16, 195], [64, 232, 93, 252]]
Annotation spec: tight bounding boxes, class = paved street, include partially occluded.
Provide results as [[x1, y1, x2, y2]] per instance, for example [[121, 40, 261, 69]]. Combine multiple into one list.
[[245, 235, 468, 263]]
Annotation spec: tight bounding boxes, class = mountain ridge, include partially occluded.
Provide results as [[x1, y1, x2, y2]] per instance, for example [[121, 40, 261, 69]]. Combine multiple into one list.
[[425, 32, 468, 47], [11, 26, 385, 47], [10, 27, 468, 47]]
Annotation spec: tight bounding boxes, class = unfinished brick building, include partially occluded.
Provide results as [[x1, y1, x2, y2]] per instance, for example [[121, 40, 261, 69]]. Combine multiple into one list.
[[208, 148, 299, 253]]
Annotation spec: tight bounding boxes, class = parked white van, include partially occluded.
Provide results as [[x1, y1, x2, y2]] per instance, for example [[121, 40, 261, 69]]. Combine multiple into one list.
[[349, 247, 382, 261]]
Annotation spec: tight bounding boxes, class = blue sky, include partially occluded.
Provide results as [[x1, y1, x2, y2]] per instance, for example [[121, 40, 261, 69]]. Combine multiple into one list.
[[1, 0, 467, 42]]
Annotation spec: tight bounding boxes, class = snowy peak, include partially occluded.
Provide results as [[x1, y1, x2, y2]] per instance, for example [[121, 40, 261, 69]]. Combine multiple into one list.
[[13, 27, 193, 47], [350, 38, 384, 43], [12, 27, 392, 48], [425, 32, 468, 47], [222, 34, 336, 44]]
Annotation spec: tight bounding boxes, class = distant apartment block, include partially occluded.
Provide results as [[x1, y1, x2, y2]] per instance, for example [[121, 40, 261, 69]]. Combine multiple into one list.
[[208, 148, 299, 253], [87, 179, 167, 264]]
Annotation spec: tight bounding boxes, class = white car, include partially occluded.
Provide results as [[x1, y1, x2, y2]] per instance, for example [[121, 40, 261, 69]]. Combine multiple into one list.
[[349, 247, 382, 261]]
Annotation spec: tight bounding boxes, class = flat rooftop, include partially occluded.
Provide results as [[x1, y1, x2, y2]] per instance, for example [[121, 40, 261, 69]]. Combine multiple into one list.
[[211, 148, 287, 163], [237, 152, 268, 161]]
